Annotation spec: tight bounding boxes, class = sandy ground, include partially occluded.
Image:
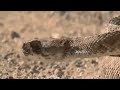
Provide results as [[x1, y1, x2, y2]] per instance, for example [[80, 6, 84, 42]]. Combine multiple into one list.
[[0, 11, 120, 79]]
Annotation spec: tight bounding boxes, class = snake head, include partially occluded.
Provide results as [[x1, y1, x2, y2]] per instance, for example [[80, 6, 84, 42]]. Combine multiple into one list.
[[22, 38, 71, 60], [22, 39, 42, 56]]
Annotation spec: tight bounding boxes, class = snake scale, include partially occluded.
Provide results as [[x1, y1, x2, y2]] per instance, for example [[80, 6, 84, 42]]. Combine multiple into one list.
[[22, 15, 120, 79]]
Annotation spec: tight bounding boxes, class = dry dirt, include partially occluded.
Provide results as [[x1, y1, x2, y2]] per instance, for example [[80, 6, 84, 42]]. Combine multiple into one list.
[[0, 11, 120, 79]]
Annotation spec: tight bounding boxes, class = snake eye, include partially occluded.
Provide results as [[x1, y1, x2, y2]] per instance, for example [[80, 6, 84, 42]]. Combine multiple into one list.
[[29, 40, 42, 54]]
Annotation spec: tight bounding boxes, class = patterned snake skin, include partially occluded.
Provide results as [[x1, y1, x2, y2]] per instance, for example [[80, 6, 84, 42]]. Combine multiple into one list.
[[22, 16, 120, 79]]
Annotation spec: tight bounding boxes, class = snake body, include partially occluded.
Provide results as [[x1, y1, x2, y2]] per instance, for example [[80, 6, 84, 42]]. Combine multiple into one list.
[[22, 16, 120, 79]]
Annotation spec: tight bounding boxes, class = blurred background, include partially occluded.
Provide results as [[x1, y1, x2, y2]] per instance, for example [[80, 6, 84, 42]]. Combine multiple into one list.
[[0, 11, 120, 79]]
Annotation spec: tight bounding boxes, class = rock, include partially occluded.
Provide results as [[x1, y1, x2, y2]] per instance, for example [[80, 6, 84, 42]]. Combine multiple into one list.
[[91, 59, 98, 67], [11, 31, 20, 39], [7, 58, 12, 61], [31, 65, 39, 73], [51, 33, 60, 39], [3, 53, 14, 59], [74, 60, 84, 67], [54, 68, 63, 78], [39, 61, 44, 65], [91, 59, 98, 65], [16, 54, 20, 58], [59, 11, 67, 16], [52, 64, 60, 69], [0, 22, 4, 27], [1, 39, 7, 43], [18, 61, 24, 66], [8, 76, 14, 79]]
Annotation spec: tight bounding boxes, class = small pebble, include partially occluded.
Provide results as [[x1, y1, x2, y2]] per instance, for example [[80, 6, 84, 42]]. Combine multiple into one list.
[[54, 69, 63, 78], [11, 31, 20, 39], [7, 58, 12, 61], [32, 66, 39, 73], [91, 60, 98, 65], [74, 60, 84, 67], [59, 11, 67, 16], [18, 61, 24, 66], [51, 33, 60, 39], [39, 61, 44, 65], [1, 39, 7, 43], [4, 53, 14, 59], [16, 54, 20, 58], [8, 76, 14, 79], [0, 22, 4, 27], [52, 64, 60, 69]]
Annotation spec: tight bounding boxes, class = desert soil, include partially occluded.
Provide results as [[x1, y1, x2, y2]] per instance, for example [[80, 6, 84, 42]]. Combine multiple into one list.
[[0, 11, 120, 79]]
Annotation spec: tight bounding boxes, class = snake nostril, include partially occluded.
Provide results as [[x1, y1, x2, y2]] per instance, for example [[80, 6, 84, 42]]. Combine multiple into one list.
[[22, 43, 31, 55]]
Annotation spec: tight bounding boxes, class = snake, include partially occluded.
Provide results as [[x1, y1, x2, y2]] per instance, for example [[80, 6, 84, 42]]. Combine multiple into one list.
[[22, 15, 120, 79]]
